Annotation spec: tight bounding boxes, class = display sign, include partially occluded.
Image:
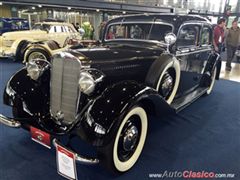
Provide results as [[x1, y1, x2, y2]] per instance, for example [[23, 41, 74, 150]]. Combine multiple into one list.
[[30, 126, 51, 149], [56, 144, 78, 180]]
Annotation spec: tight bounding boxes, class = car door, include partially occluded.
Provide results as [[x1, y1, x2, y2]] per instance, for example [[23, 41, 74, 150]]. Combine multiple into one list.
[[175, 23, 202, 96], [198, 23, 213, 75]]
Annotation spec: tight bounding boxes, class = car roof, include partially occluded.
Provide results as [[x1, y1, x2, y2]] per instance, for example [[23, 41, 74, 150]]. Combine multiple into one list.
[[107, 13, 210, 29]]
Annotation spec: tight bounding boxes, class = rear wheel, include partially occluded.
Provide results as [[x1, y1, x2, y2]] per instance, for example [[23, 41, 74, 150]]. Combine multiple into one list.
[[155, 59, 180, 104], [97, 106, 148, 173], [206, 67, 217, 95]]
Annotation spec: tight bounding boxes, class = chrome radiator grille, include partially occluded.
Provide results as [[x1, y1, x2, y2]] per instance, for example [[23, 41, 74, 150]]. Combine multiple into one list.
[[50, 56, 81, 124]]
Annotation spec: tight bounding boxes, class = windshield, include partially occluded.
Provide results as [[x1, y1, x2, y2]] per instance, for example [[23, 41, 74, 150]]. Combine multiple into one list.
[[105, 23, 173, 42], [32, 24, 50, 31]]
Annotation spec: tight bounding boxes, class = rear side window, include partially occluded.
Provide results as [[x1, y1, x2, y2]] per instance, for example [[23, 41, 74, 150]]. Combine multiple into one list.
[[55, 26, 62, 32], [177, 24, 201, 47], [201, 26, 212, 45], [65, 26, 74, 33]]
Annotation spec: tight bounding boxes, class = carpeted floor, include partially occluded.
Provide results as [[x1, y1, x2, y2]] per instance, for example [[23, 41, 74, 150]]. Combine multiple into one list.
[[0, 60, 240, 180]]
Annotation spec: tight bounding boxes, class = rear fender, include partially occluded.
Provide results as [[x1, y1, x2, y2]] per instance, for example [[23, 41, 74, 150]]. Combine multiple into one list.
[[205, 52, 221, 79]]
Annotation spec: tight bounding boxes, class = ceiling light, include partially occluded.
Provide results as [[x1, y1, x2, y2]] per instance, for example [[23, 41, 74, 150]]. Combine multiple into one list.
[[32, 7, 36, 10], [0, 2, 3, 6], [122, 11, 126, 14], [38, 5, 42, 8], [96, 9, 100, 12], [68, 7, 71, 10]]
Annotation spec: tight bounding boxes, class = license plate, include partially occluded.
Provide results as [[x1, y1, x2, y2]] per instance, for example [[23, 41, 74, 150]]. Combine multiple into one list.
[[30, 126, 51, 149], [56, 144, 78, 180]]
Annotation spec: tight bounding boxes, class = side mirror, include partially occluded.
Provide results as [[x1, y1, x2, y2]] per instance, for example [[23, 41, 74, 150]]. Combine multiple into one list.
[[164, 33, 177, 45]]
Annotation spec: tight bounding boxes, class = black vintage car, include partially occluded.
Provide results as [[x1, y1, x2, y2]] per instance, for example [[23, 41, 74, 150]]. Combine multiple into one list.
[[0, 14, 221, 174]]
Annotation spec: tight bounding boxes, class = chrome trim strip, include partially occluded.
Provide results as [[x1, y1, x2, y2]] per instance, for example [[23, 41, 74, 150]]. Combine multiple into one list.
[[52, 139, 99, 165], [176, 48, 212, 57], [0, 114, 21, 128]]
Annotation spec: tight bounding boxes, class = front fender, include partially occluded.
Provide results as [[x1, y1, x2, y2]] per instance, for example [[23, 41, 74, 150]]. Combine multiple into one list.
[[78, 81, 174, 146], [3, 67, 50, 116]]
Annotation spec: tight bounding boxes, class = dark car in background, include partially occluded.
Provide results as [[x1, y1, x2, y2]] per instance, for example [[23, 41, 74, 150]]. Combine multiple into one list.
[[0, 14, 221, 176], [0, 17, 29, 35]]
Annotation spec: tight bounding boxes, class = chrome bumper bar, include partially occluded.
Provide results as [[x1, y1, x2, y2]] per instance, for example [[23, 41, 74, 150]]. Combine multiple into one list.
[[0, 114, 21, 128], [52, 138, 99, 165]]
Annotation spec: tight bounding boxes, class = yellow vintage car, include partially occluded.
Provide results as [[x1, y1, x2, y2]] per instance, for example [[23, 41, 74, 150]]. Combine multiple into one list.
[[0, 21, 82, 61]]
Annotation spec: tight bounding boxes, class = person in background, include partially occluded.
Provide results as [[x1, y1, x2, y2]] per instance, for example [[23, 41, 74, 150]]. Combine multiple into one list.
[[72, 23, 78, 31], [76, 23, 80, 31], [225, 20, 240, 71], [213, 18, 226, 54]]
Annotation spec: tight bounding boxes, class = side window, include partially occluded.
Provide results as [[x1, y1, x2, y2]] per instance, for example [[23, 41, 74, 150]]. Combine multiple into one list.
[[49, 26, 55, 33], [55, 26, 62, 33], [66, 26, 74, 33], [201, 26, 212, 45], [61, 26, 65, 32], [177, 25, 200, 48]]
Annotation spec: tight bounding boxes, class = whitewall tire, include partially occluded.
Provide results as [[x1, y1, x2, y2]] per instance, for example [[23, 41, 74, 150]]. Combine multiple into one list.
[[113, 106, 148, 172], [206, 67, 217, 95], [156, 58, 180, 104], [98, 106, 148, 173]]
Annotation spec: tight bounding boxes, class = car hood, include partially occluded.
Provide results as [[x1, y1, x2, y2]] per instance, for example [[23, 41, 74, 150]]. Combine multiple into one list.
[[70, 43, 164, 63], [2, 30, 47, 39]]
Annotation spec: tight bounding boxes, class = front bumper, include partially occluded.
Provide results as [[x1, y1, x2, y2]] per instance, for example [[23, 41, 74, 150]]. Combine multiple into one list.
[[0, 113, 99, 165], [53, 139, 99, 165], [0, 114, 21, 128]]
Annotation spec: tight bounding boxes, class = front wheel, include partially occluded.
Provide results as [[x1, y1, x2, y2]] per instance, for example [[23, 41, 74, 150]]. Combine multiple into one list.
[[97, 106, 148, 173]]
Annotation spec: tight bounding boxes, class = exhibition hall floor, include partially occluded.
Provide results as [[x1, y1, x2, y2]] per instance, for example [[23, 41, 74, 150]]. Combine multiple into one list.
[[0, 60, 240, 180]]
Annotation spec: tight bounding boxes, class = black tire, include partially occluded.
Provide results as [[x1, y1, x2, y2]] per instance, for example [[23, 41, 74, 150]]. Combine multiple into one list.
[[25, 48, 51, 63], [97, 106, 148, 173], [15, 40, 29, 62], [145, 56, 180, 104]]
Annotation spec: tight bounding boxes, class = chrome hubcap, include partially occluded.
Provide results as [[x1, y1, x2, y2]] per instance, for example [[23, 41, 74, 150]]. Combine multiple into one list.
[[28, 52, 47, 62], [160, 72, 174, 98], [123, 125, 139, 151], [118, 116, 141, 162]]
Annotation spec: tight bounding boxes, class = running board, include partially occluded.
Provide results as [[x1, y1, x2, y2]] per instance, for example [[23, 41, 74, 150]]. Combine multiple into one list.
[[171, 87, 208, 112]]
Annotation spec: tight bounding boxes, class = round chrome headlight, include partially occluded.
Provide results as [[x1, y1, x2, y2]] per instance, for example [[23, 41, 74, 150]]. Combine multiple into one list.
[[79, 72, 95, 95], [26, 61, 41, 81]]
